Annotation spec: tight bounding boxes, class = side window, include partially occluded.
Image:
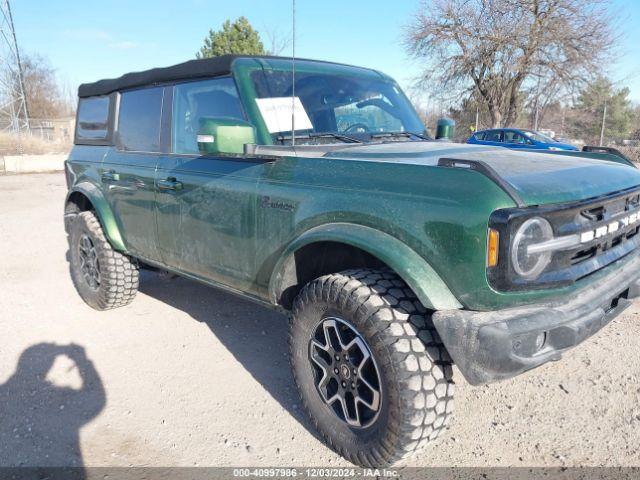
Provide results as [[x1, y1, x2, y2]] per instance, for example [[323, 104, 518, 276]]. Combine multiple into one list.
[[117, 87, 163, 152], [172, 77, 244, 154], [504, 131, 527, 144], [485, 130, 503, 142], [76, 96, 110, 142], [474, 132, 485, 141]]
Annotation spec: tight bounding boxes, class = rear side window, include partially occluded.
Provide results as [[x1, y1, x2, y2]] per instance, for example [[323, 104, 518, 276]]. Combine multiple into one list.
[[76, 96, 111, 142], [484, 130, 503, 142], [117, 87, 163, 152]]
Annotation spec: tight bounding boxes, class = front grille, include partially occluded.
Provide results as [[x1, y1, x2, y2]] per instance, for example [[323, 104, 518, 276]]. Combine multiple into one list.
[[570, 246, 597, 265], [488, 186, 640, 291], [535, 189, 640, 285], [564, 194, 640, 263], [581, 205, 605, 222], [570, 217, 640, 262]]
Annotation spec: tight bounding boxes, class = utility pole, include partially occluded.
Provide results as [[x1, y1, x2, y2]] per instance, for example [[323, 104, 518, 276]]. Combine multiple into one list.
[[0, 0, 30, 139], [290, 0, 296, 147], [533, 77, 541, 131], [475, 106, 479, 132], [599, 99, 607, 147]]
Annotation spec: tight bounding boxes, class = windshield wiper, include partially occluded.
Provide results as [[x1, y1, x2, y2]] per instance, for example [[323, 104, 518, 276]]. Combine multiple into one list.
[[370, 132, 431, 141], [277, 132, 363, 144]]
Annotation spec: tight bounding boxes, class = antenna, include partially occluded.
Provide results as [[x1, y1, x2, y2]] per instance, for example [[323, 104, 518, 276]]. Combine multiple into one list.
[[291, 0, 296, 147], [0, 0, 30, 139]]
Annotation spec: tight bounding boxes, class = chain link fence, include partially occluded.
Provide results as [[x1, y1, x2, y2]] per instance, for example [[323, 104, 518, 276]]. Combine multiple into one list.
[[611, 135, 640, 163], [0, 117, 73, 155]]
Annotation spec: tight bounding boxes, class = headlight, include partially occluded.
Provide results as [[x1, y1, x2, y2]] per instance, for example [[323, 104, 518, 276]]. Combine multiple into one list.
[[511, 217, 553, 279]]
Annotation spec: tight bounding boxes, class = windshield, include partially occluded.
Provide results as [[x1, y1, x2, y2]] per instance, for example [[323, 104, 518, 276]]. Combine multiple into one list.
[[522, 130, 555, 143], [249, 68, 426, 144]]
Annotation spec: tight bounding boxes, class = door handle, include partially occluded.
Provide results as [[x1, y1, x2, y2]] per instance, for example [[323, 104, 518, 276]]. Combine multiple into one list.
[[157, 178, 183, 191], [101, 170, 120, 182]]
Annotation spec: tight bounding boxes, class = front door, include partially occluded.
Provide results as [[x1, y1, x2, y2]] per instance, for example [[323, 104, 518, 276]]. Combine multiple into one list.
[[154, 77, 263, 293], [101, 86, 165, 262], [503, 130, 533, 150], [155, 156, 263, 292]]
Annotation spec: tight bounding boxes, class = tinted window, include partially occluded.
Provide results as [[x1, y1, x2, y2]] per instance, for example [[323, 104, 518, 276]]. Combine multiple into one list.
[[504, 131, 528, 144], [117, 87, 163, 152], [172, 77, 244, 154], [76, 96, 110, 140], [484, 130, 503, 142]]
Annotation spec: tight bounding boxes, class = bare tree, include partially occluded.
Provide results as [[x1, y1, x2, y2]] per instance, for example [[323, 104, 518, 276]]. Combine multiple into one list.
[[404, 0, 617, 128], [523, 71, 565, 128], [14, 54, 73, 119], [263, 27, 292, 56]]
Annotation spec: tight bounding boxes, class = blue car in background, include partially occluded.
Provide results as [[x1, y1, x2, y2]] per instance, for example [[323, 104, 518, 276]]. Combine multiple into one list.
[[467, 128, 579, 151]]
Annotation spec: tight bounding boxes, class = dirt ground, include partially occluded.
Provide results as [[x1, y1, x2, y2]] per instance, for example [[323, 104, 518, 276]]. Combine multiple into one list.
[[0, 173, 639, 468]]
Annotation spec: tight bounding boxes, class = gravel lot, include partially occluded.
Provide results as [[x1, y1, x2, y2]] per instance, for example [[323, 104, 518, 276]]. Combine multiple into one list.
[[0, 172, 639, 468]]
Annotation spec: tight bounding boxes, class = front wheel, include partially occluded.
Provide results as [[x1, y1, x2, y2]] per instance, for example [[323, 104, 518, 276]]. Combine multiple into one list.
[[289, 269, 454, 467]]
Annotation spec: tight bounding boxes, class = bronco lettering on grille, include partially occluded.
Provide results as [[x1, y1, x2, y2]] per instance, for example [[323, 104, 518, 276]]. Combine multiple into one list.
[[579, 211, 640, 243]]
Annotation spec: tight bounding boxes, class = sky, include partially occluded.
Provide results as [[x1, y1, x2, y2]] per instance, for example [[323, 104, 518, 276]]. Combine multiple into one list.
[[9, 0, 640, 104]]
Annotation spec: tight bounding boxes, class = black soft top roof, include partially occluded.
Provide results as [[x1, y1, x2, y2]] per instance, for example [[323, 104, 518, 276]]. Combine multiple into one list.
[[78, 55, 238, 98], [78, 55, 376, 98]]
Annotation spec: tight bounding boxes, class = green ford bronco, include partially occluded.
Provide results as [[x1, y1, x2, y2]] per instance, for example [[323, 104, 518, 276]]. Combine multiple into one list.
[[65, 55, 640, 467]]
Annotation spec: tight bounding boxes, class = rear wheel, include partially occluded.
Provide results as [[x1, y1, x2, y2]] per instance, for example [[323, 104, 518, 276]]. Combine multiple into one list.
[[289, 268, 454, 467], [68, 211, 139, 310]]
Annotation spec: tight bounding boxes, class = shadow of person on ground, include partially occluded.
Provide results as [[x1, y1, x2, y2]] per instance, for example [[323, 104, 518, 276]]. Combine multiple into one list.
[[138, 271, 320, 439], [0, 343, 106, 475]]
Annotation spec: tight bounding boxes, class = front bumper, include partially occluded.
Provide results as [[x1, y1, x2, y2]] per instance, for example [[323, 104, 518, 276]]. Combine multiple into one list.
[[433, 251, 640, 385]]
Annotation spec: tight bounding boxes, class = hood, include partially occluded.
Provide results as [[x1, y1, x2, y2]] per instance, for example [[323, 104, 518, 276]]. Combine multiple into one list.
[[325, 141, 640, 206], [548, 141, 578, 151]]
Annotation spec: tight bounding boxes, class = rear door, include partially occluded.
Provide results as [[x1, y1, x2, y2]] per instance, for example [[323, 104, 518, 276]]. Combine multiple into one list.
[[479, 129, 504, 146], [101, 86, 164, 262], [154, 77, 263, 293]]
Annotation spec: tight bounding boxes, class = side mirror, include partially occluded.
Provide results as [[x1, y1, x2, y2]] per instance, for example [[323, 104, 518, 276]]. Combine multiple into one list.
[[197, 117, 256, 155]]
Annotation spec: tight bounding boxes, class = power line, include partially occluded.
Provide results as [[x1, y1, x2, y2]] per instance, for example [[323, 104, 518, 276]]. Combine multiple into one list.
[[0, 0, 30, 136]]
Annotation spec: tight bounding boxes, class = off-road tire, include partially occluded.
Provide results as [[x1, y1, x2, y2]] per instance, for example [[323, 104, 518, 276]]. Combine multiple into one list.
[[289, 268, 454, 467], [69, 211, 139, 310]]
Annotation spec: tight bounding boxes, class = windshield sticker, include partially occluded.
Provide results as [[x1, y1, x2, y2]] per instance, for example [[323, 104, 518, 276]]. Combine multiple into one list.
[[255, 97, 313, 134]]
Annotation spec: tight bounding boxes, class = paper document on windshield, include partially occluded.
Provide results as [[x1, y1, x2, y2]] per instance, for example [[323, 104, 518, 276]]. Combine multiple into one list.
[[255, 97, 313, 134]]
